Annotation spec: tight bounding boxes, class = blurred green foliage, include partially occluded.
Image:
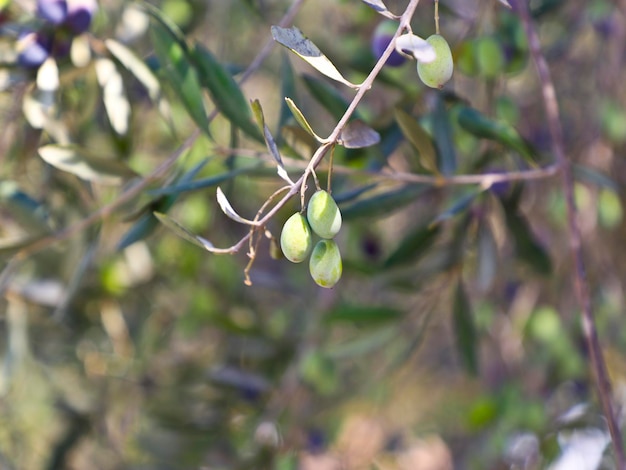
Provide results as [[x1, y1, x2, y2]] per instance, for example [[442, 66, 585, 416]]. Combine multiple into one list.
[[0, 0, 626, 468]]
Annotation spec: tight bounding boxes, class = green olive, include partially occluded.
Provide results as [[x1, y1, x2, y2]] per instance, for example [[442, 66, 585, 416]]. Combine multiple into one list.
[[417, 34, 454, 89], [309, 239, 342, 288], [280, 212, 312, 263], [306, 190, 342, 239]]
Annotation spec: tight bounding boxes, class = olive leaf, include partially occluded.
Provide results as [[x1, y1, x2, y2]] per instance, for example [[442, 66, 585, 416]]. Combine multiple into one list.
[[38, 145, 137, 184], [284, 97, 324, 142], [216, 187, 256, 225], [361, 0, 399, 19], [271, 26, 357, 88], [251, 99, 293, 185], [339, 120, 380, 149]]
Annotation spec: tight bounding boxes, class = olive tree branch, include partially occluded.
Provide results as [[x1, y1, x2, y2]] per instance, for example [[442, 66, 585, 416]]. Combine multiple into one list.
[[515, 1, 626, 466], [0, 0, 308, 293]]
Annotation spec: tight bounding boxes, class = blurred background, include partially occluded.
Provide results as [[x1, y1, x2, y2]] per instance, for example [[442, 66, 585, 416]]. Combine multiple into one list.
[[1, 0, 626, 468]]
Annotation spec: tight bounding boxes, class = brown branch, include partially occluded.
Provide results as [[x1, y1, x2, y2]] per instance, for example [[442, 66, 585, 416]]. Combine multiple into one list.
[[515, 2, 625, 466]]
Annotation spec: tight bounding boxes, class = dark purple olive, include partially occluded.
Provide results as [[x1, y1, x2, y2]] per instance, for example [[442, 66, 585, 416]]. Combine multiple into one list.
[[371, 20, 406, 67], [65, 0, 97, 34], [17, 31, 52, 68], [36, 0, 68, 24]]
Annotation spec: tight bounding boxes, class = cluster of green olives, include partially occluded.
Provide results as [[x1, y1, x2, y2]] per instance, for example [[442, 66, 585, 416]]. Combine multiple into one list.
[[280, 190, 343, 288]]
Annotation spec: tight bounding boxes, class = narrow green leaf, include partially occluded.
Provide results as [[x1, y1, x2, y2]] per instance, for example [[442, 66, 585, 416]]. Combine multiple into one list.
[[0, 181, 51, 234], [154, 212, 215, 251], [284, 98, 323, 142], [332, 183, 378, 204], [339, 120, 380, 149], [150, 24, 210, 136], [191, 44, 263, 141], [324, 304, 403, 325], [453, 280, 478, 375], [38, 145, 138, 184], [394, 108, 438, 173], [457, 106, 536, 163], [148, 166, 256, 197], [278, 53, 297, 134], [117, 159, 208, 250], [432, 189, 484, 225], [383, 223, 440, 269], [141, 3, 188, 46], [502, 197, 552, 274], [271, 26, 357, 87], [251, 99, 293, 184], [432, 95, 457, 176], [302, 75, 351, 121], [341, 185, 427, 220]]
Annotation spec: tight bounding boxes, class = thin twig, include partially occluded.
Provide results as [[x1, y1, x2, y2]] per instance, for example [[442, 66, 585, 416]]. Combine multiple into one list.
[[516, 2, 625, 466]]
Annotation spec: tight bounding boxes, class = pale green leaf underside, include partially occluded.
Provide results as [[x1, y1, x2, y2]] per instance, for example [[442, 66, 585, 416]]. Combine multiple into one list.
[[271, 26, 357, 88]]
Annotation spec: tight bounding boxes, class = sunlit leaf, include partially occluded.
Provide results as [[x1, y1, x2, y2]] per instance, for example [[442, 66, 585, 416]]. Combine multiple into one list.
[[150, 23, 210, 136], [36, 57, 59, 92], [95, 58, 131, 135], [105, 39, 169, 116], [394, 108, 438, 173], [361, 0, 398, 19], [339, 120, 380, 149], [38, 145, 137, 184], [216, 187, 256, 225], [284, 97, 324, 142], [271, 26, 357, 87], [384, 223, 440, 268], [191, 43, 263, 141], [453, 280, 478, 375], [457, 106, 536, 163], [341, 185, 427, 220]]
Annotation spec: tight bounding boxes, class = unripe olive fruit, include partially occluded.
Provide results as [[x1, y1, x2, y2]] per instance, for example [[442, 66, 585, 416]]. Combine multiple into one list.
[[371, 20, 406, 67], [307, 190, 342, 239], [417, 34, 454, 89], [309, 239, 342, 288], [280, 212, 312, 263]]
